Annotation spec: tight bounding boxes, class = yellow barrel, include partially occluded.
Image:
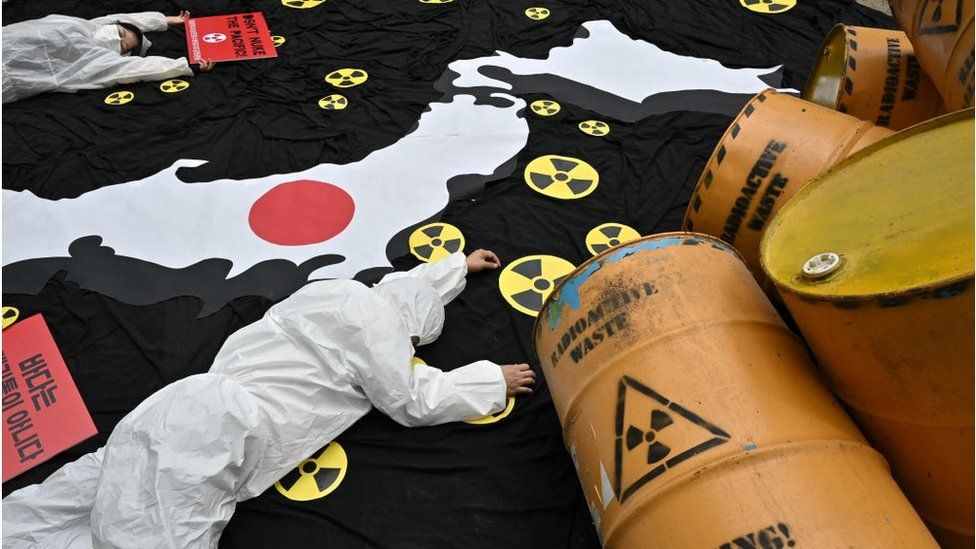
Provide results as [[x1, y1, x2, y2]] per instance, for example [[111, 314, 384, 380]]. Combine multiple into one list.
[[804, 24, 946, 130], [890, 0, 974, 110], [682, 89, 893, 280], [761, 110, 975, 547], [534, 232, 938, 548]]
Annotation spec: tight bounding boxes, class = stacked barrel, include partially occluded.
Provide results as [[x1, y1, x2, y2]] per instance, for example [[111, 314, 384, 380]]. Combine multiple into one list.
[[532, 4, 974, 547]]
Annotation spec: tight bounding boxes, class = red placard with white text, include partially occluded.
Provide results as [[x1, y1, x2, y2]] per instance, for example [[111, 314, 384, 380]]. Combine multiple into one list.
[[185, 12, 278, 64], [2, 314, 96, 481]]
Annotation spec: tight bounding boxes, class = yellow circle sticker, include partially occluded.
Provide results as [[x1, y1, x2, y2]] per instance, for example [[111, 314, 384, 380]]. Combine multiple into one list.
[[318, 94, 349, 110], [740, 0, 796, 14], [272, 35, 286, 47], [464, 397, 516, 425], [411, 356, 427, 368], [275, 441, 348, 501], [578, 120, 610, 136], [2, 307, 20, 330], [530, 99, 561, 117], [409, 222, 465, 263], [325, 68, 368, 88], [159, 80, 189, 93], [282, 0, 327, 9], [104, 91, 134, 105], [499, 254, 575, 316], [524, 155, 600, 200], [585, 223, 640, 256], [525, 7, 551, 20]]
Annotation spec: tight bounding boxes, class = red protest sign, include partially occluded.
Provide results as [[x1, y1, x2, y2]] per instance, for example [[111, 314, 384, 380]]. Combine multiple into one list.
[[2, 314, 96, 481], [185, 12, 278, 64]]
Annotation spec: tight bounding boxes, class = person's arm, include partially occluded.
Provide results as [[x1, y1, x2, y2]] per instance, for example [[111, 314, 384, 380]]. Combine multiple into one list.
[[89, 12, 168, 32], [349, 304, 508, 427], [377, 249, 501, 305], [88, 54, 193, 88]]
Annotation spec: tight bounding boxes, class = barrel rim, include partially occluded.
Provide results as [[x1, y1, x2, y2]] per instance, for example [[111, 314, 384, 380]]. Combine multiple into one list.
[[679, 88, 778, 230], [531, 231, 746, 345], [759, 108, 976, 301], [801, 23, 849, 109]]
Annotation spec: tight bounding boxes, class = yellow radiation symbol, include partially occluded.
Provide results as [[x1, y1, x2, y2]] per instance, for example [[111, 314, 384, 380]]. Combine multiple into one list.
[[464, 397, 516, 425], [578, 120, 610, 136], [499, 255, 575, 316], [524, 155, 600, 200], [530, 99, 561, 117], [104, 91, 134, 105], [411, 356, 427, 368], [272, 35, 286, 47], [325, 68, 368, 88], [409, 222, 465, 263], [585, 223, 640, 256], [525, 7, 551, 20], [275, 442, 348, 501], [282, 0, 327, 8], [318, 94, 349, 110], [740, 0, 796, 14], [159, 80, 189, 94], [2, 307, 20, 330]]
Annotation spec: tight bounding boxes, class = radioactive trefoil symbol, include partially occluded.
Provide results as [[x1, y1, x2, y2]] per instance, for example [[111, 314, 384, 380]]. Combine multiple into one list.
[[614, 375, 731, 502]]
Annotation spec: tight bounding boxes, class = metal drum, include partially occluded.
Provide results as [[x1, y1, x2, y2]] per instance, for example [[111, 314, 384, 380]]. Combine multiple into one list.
[[761, 110, 975, 547], [805, 24, 946, 130], [890, 0, 974, 110], [682, 89, 893, 280], [534, 233, 938, 548]]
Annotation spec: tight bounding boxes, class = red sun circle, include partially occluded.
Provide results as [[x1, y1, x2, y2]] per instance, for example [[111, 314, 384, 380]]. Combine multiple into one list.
[[249, 180, 355, 246]]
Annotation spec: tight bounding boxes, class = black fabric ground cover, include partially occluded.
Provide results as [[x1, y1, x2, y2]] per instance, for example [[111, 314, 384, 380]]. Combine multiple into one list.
[[2, 1, 892, 547]]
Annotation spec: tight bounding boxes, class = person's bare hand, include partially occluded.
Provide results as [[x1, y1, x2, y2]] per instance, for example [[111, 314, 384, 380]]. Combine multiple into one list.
[[466, 249, 501, 274], [501, 364, 535, 396], [196, 60, 216, 72], [166, 10, 191, 26]]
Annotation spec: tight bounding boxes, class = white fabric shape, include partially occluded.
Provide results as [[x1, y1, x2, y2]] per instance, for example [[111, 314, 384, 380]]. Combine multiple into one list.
[[1, 12, 191, 103], [2, 252, 507, 549], [449, 20, 795, 100], [1, 95, 529, 280]]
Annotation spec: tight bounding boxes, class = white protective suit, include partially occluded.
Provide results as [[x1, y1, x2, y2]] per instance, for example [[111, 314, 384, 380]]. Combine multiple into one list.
[[2, 252, 507, 548], [2, 12, 193, 103]]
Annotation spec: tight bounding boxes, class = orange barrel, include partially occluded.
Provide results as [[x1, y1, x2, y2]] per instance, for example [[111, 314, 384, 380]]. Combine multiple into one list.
[[761, 110, 975, 547], [804, 24, 946, 130], [890, 0, 974, 110], [682, 89, 893, 280], [534, 232, 938, 548]]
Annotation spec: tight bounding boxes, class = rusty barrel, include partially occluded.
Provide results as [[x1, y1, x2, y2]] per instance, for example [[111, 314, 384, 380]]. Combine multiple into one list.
[[804, 24, 946, 130], [761, 110, 975, 547], [682, 89, 893, 280], [534, 232, 938, 548], [890, 0, 974, 110]]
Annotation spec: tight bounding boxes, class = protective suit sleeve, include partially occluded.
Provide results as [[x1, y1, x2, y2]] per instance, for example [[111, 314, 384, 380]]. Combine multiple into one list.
[[89, 54, 194, 88], [348, 303, 507, 427], [89, 12, 168, 32], [377, 251, 468, 305], [2, 448, 104, 549]]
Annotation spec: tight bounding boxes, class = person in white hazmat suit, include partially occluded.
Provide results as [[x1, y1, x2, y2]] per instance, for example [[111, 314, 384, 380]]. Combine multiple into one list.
[[2, 10, 215, 104], [2, 249, 536, 548]]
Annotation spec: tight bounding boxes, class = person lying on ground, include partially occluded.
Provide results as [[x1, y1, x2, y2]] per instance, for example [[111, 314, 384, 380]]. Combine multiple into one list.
[[2, 248, 536, 549], [2, 10, 215, 104]]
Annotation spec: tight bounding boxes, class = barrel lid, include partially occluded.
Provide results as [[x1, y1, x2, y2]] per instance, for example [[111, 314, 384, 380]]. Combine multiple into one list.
[[803, 24, 847, 109], [761, 109, 975, 300]]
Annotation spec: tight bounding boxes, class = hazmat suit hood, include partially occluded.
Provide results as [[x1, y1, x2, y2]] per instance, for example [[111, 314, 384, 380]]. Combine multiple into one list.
[[372, 277, 445, 346], [92, 24, 152, 57]]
